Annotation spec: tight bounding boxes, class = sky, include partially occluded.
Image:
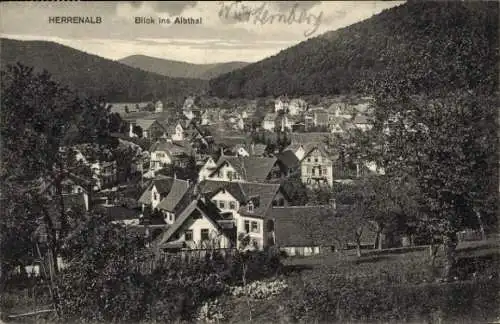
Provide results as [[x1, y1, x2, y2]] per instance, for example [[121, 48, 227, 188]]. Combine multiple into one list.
[[0, 1, 404, 64]]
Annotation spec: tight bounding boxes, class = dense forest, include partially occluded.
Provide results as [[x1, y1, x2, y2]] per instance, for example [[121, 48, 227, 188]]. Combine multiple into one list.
[[209, 2, 498, 98], [0, 38, 208, 102], [119, 55, 248, 80]]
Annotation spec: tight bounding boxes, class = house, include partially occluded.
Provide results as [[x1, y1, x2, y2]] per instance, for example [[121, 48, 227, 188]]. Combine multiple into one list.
[[233, 143, 267, 157], [156, 179, 192, 224], [108, 102, 149, 116], [305, 107, 330, 130], [91, 160, 117, 190], [153, 199, 233, 251], [43, 173, 92, 212], [102, 205, 141, 226], [275, 113, 293, 132], [138, 176, 175, 210], [262, 113, 277, 131], [155, 100, 163, 113], [199, 180, 290, 249], [283, 143, 306, 161], [274, 96, 290, 113], [128, 119, 168, 139], [269, 203, 379, 256], [300, 145, 334, 188], [198, 156, 218, 182], [268, 205, 336, 256], [149, 140, 192, 172], [328, 116, 349, 133], [288, 99, 307, 116], [328, 102, 353, 119], [207, 156, 284, 183], [353, 114, 372, 131]]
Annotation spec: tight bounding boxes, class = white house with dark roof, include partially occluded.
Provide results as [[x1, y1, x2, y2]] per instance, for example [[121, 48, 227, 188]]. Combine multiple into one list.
[[262, 113, 277, 131], [153, 199, 233, 251], [207, 156, 283, 183], [198, 156, 218, 182], [288, 98, 307, 115], [198, 180, 290, 250], [138, 176, 192, 224], [155, 100, 163, 113], [268, 204, 378, 256], [300, 145, 334, 188], [156, 179, 192, 224], [274, 96, 290, 113], [128, 119, 168, 139], [149, 140, 192, 172]]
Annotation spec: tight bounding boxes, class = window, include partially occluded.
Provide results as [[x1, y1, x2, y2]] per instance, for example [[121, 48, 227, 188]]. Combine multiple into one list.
[[314, 157, 318, 163], [227, 171, 233, 181], [201, 229, 209, 241], [272, 200, 277, 206], [251, 221, 260, 233], [185, 230, 193, 241], [153, 193, 158, 200], [219, 200, 226, 209], [247, 201, 254, 213], [229, 201, 237, 210], [307, 157, 311, 162], [278, 198, 285, 206], [244, 220, 250, 233]]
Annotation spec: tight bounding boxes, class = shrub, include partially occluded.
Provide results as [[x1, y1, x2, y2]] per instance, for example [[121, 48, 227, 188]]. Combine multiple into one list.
[[284, 278, 500, 323]]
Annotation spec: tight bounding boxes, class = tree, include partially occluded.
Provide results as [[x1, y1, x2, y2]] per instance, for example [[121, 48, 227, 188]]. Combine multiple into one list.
[[133, 125, 143, 138], [350, 90, 498, 278]]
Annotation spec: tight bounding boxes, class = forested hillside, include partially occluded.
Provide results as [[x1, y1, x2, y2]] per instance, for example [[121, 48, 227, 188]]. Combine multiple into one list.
[[0, 38, 208, 102], [209, 2, 498, 98], [119, 55, 248, 80]]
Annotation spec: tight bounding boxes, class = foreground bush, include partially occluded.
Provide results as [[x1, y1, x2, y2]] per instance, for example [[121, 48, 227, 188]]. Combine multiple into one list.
[[57, 220, 282, 322], [284, 278, 500, 323]]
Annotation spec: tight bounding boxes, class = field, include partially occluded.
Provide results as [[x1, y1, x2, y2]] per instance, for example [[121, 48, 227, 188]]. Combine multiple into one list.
[[220, 237, 500, 324]]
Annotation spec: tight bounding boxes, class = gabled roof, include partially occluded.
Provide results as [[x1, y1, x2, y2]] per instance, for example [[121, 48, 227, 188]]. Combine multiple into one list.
[[277, 150, 300, 169], [149, 140, 191, 156], [100, 205, 139, 221], [138, 177, 175, 205], [289, 132, 332, 145], [134, 119, 157, 131], [154, 199, 223, 247], [157, 179, 192, 212], [238, 182, 282, 218], [210, 156, 278, 182], [198, 180, 247, 203], [301, 144, 331, 160], [233, 143, 267, 156]]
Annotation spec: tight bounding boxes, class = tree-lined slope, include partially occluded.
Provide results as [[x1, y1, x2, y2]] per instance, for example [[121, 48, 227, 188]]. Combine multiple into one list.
[[119, 55, 248, 80], [0, 38, 207, 101], [209, 2, 498, 98]]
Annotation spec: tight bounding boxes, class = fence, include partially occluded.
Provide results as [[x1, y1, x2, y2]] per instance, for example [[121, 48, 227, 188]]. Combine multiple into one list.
[[457, 229, 484, 242], [132, 248, 238, 274]]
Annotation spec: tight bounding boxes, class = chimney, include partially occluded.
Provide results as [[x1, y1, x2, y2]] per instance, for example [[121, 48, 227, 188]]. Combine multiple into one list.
[[329, 198, 337, 210], [220, 147, 224, 157]]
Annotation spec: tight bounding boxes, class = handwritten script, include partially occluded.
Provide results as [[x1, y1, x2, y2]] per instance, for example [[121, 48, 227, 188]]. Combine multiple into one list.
[[218, 2, 323, 37]]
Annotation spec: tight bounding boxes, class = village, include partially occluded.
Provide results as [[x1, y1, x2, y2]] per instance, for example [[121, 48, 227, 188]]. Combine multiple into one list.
[[2, 1, 498, 323], [30, 94, 390, 269]]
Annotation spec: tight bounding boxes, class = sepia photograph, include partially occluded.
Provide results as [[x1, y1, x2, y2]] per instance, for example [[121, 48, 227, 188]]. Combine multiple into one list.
[[0, 1, 498, 323]]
